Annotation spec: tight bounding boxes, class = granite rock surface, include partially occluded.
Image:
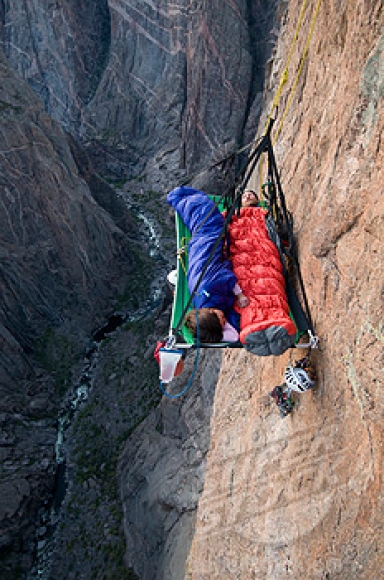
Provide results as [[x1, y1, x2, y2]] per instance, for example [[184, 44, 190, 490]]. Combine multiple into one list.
[[186, 1, 384, 578], [0, 46, 137, 575]]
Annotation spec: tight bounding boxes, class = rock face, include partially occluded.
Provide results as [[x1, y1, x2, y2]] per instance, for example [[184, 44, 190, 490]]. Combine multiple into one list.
[[119, 349, 222, 580], [186, 1, 384, 578], [0, 47, 135, 382], [0, 47, 138, 574], [0, 0, 111, 131], [0, 0, 279, 185], [0, 2, 281, 577]]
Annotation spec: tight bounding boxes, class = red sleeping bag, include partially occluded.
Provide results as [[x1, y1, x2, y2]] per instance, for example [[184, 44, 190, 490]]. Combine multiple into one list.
[[228, 206, 297, 355]]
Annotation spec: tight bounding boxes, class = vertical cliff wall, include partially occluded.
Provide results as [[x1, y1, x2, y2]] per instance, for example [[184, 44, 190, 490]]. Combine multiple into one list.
[[1, 0, 382, 578], [186, 1, 383, 578], [0, 46, 139, 575], [0, 0, 111, 130], [0, 0, 279, 185], [0, 47, 136, 382]]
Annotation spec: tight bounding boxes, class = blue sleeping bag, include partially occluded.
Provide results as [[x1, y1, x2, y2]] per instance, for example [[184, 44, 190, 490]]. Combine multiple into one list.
[[167, 186, 239, 329]]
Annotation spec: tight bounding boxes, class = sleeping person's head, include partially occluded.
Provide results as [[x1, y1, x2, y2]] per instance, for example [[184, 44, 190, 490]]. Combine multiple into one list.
[[184, 308, 225, 343], [242, 189, 259, 207]]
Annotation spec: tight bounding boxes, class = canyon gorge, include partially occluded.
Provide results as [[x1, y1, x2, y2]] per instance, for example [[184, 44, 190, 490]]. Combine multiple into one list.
[[0, 1, 383, 579]]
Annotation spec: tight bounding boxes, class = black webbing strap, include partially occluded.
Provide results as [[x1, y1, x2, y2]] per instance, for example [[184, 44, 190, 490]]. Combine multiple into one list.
[[266, 138, 315, 334], [285, 277, 311, 334], [178, 139, 256, 190]]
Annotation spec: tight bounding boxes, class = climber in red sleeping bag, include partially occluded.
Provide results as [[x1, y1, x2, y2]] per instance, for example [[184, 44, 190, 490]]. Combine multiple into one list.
[[227, 190, 297, 355]]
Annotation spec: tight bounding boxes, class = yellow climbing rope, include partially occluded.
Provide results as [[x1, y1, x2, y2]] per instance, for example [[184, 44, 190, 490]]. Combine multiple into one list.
[[272, 0, 323, 143], [264, 0, 311, 135], [258, 0, 322, 193]]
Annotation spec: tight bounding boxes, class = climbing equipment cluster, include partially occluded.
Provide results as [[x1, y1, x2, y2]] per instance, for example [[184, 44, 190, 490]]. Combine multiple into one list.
[[270, 386, 295, 418], [157, 117, 320, 400], [270, 354, 317, 418]]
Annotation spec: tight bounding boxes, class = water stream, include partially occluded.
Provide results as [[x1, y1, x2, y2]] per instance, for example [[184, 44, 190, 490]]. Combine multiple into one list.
[[30, 201, 165, 578]]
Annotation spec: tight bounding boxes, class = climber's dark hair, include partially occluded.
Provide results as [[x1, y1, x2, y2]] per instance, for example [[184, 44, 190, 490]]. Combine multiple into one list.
[[184, 308, 223, 343]]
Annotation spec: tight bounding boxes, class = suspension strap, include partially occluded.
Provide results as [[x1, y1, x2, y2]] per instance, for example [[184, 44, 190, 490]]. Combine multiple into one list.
[[266, 137, 315, 335]]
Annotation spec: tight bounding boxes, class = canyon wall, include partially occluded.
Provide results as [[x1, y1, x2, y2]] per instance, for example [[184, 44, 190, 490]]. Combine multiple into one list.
[[186, 1, 384, 578], [0, 0, 279, 184], [0, 45, 139, 576]]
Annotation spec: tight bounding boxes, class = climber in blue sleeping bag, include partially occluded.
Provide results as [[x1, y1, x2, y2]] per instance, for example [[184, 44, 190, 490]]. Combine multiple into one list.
[[167, 186, 249, 342]]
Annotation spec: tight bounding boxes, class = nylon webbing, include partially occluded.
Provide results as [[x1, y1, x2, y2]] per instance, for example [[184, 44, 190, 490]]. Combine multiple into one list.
[[266, 139, 315, 334]]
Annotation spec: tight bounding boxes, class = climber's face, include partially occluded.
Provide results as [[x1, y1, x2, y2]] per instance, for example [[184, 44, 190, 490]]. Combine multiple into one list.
[[242, 190, 259, 207]]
